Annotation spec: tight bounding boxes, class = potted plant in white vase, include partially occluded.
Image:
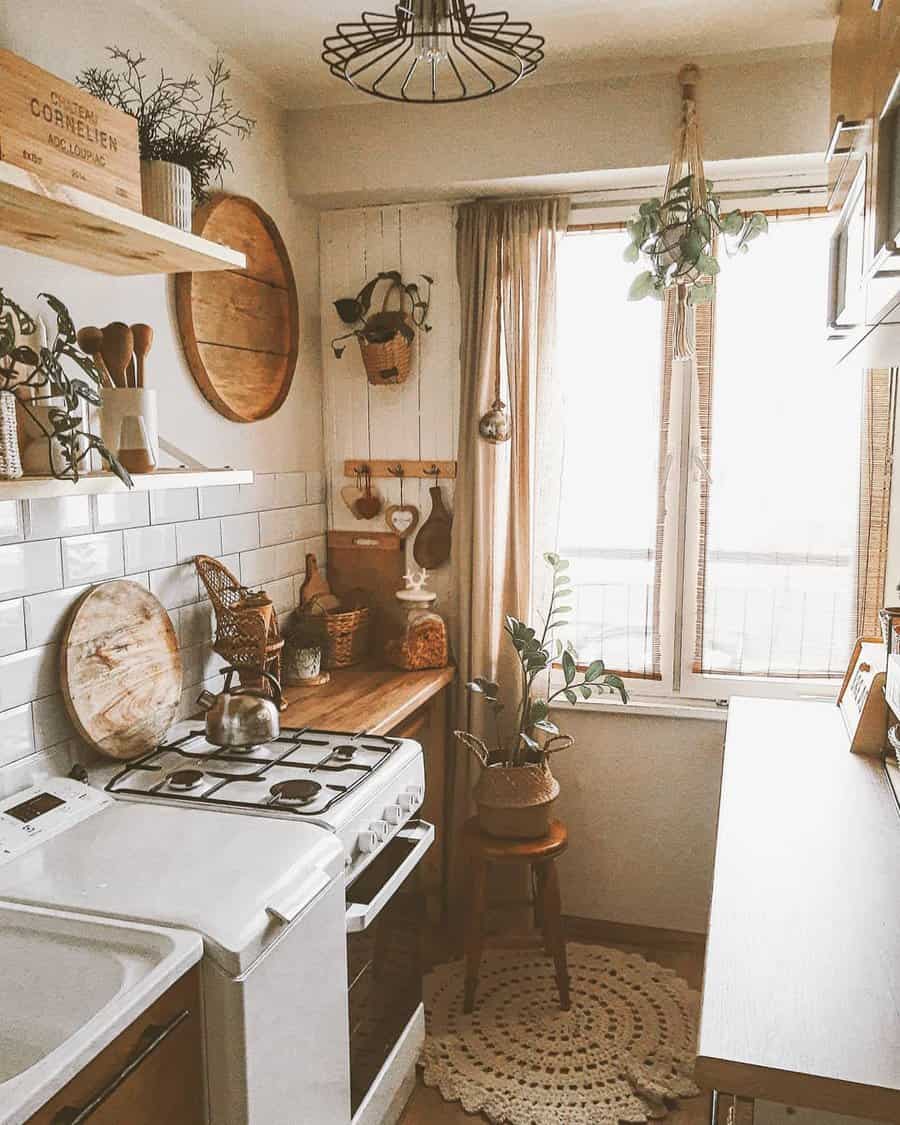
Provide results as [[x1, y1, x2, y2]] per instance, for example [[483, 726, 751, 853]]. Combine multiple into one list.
[[77, 48, 255, 231], [456, 554, 628, 839]]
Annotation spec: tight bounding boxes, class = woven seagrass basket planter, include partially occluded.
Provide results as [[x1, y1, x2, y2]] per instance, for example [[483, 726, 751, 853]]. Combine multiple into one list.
[[474, 763, 561, 839]]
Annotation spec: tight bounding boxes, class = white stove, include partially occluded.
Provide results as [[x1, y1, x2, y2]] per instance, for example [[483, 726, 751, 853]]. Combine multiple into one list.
[[0, 724, 434, 1125]]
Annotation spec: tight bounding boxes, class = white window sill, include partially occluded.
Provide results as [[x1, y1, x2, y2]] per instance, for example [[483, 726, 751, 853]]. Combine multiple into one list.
[[548, 695, 729, 722]]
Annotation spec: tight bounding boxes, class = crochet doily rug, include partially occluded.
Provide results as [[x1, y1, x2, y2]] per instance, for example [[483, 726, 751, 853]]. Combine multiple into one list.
[[422, 943, 701, 1125]]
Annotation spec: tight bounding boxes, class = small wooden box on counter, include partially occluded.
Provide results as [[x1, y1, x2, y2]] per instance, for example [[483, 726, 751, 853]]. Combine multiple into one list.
[[0, 49, 141, 210]]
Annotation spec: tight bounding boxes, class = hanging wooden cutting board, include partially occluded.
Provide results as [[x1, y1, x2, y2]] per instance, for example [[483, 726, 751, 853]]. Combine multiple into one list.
[[60, 580, 182, 761], [175, 194, 299, 422], [413, 485, 452, 568]]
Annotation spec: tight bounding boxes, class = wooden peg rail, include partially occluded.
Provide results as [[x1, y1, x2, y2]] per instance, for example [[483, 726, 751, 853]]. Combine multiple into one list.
[[343, 459, 457, 480]]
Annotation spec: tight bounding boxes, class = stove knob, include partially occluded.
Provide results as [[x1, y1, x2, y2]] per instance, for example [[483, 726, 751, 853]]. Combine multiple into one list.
[[384, 804, 403, 825], [358, 830, 378, 854], [398, 792, 417, 812], [370, 819, 389, 841]]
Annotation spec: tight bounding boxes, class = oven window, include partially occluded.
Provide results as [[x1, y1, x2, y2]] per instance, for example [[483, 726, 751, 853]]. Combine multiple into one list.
[[347, 866, 424, 1115]]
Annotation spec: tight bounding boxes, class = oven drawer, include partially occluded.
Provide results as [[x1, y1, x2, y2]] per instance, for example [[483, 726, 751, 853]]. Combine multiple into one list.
[[345, 820, 434, 933]]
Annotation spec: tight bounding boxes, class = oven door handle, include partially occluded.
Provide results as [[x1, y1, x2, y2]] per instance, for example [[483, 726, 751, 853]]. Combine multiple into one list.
[[266, 869, 333, 925], [346, 820, 434, 934]]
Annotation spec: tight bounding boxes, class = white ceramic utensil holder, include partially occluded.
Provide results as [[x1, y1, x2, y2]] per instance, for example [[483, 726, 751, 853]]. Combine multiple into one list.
[[140, 160, 192, 231], [100, 388, 159, 469]]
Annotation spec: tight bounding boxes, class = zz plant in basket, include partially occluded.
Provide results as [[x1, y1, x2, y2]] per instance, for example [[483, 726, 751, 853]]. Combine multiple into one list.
[[0, 290, 131, 486], [456, 554, 628, 838], [331, 271, 433, 386]]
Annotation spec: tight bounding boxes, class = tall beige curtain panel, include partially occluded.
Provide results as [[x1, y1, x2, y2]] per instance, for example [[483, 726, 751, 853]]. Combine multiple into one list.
[[448, 196, 569, 920]]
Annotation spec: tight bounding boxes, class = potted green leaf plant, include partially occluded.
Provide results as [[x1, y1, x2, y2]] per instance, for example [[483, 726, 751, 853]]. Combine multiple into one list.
[[331, 271, 432, 386], [456, 554, 628, 838]]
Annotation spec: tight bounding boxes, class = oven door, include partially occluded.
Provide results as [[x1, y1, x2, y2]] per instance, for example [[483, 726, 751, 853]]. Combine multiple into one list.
[[345, 820, 433, 1119]]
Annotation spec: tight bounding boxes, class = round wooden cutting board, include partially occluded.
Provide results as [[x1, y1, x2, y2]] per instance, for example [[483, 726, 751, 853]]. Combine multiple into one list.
[[175, 194, 299, 422], [61, 581, 183, 761]]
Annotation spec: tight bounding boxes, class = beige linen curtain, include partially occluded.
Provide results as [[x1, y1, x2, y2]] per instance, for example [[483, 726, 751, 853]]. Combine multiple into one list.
[[447, 197, 569, 921]]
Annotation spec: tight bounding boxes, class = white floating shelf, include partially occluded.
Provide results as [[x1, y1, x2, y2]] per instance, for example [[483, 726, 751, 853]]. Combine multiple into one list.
[[0, 469, 253, 500], [0, 161, 246, 276]]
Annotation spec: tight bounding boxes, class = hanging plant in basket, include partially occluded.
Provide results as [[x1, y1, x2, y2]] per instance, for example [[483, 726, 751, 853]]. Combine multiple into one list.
[[331, 271, 432, 386], [624, 64, 768, 357]]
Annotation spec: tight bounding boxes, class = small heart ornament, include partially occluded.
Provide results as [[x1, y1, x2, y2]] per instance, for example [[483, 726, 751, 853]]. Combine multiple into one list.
[[340, 484, 365, 516], [385, 504, 420, 538]]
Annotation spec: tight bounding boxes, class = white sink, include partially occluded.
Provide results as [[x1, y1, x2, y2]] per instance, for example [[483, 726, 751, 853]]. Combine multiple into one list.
[[0, 903, 202, 1125]]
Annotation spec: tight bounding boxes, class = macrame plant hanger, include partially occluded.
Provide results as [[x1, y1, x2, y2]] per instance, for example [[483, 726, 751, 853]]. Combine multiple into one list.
[[665, 64, 706, 360]]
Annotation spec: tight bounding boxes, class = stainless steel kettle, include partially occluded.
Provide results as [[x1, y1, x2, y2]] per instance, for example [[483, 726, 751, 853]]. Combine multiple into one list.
[[197, 667, 282, 749]]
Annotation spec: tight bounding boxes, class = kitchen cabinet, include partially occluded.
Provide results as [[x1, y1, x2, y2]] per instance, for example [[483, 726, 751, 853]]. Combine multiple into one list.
[[27, 967, 205, 1125]]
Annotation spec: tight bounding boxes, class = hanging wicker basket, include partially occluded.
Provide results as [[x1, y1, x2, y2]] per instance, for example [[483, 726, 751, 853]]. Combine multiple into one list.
[[358, 280, 415, 386]]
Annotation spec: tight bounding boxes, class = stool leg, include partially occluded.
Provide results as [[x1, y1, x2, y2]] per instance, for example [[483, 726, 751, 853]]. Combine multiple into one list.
[[463, 856, 488, 1014], [533, 864, 552, 958], [539, 859, 570, 1011]]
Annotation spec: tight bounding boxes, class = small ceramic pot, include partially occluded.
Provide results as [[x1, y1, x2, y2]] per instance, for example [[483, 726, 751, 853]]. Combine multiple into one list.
[[284, 643, 323, 685], [140, 160, 192, 231]]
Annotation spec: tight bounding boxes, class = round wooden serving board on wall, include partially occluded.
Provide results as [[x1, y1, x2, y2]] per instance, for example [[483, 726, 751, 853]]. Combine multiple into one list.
[[175, 194, 299, 422], [60, 580, 183, 761]]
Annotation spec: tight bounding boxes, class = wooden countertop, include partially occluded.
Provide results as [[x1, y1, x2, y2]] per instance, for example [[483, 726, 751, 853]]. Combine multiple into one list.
[[696, 698, 900, 1121], [280, 663, 455, 735]]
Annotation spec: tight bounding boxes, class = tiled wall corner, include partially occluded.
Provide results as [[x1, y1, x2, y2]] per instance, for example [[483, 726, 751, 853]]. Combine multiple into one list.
[[0, 471, 328, 793]]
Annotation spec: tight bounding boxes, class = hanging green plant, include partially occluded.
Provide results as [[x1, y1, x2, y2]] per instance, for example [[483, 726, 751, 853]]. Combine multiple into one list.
[[0, 290, 131, 487], [624, 173, 768, 307]]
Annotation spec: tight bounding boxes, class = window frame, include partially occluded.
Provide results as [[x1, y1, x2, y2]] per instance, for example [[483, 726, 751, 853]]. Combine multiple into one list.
[[553, 206, 858, 709]]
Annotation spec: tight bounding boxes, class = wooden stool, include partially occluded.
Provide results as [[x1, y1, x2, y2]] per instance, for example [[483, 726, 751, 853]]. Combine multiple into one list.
[[462, 816, 570, 1014]]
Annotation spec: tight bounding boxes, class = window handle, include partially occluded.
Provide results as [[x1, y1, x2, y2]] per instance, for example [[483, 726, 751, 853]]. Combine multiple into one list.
[[691, 447, 713, 483]]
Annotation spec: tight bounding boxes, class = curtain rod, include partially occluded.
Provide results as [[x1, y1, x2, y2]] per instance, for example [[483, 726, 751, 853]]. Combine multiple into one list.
[[569, 183, 827, 211]]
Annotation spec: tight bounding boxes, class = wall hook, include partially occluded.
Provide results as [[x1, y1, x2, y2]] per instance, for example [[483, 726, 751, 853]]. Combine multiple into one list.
[[424, 464, 441, 477]]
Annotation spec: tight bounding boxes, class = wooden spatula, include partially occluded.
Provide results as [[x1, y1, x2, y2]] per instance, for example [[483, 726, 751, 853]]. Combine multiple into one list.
[[299, 554, 340, 612], [100, 322, 134, 389]]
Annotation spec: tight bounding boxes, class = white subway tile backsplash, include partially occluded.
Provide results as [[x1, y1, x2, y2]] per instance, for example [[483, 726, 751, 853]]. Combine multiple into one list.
[[0, 600, 25, 656], [93, 492, 150, 531], [198, 485, 242, 519], [0, 743, 74, 800], [274, 472, 307, 509], [24, 585, 88, 648], [221, 513, 260, 555], [0, 704, 35, 767], [239, 475, 276, 514], [124, 525, 177, 574], [296, 505, 326, 539], [259, 508, 296, 548], [0, 501, 22, 545], [306, 471, 325, 505], [0, 540, 62, 601], [26, 496, 92, 540], [62, 532, 124, 586], [266, 576, 296, 615], [302, 535, 327, 569], [32, 692, 73, 751], [0, 646, 58, 710], [275, 540, 305, 581], [239, 546, 278, 587], [179, 601, 215, 647], [176, 518, 222, 563], [149, 563, 199, 609], [150, 489, 199, 525]]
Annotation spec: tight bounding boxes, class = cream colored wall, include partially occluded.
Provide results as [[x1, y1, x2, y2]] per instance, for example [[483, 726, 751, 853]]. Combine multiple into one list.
[[0, 0, 322, 475], [289, 54, 830, 208]]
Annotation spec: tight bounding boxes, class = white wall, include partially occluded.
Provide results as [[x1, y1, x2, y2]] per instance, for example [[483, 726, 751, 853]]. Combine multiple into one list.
[[0, 0, 322, 475], [289, 54, 830, 208]]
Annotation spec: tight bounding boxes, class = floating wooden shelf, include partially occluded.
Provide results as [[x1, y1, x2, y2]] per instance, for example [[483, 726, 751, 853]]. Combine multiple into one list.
[[0, 468, 253, 500], [0, 161, 246, 276]]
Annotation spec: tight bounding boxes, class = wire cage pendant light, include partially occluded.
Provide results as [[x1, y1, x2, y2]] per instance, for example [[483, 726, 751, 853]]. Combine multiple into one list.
[[322, 1, 545, 104]]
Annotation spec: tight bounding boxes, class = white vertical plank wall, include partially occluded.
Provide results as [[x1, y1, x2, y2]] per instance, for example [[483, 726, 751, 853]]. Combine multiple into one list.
[[319, 204, 460, 615]]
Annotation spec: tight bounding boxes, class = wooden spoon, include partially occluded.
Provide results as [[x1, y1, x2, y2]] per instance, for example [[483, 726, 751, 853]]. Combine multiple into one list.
[[76, 327, 114, 388], [100, 322, 134, 389], [131, 324, 153, 388]]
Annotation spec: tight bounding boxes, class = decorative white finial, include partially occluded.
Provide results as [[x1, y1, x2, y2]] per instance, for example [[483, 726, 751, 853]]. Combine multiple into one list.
[[402, 568, 430, 592]]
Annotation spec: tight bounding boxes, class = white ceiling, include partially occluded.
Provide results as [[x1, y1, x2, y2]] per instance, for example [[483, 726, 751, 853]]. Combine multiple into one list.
[[156, 0, 838, 109]]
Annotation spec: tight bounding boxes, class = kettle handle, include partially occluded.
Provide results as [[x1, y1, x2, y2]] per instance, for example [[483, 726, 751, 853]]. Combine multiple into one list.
[[220, 665, 282, 705]]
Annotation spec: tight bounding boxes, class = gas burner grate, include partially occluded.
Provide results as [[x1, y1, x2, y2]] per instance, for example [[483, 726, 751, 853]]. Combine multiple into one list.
[[105, 727, 402, 818]]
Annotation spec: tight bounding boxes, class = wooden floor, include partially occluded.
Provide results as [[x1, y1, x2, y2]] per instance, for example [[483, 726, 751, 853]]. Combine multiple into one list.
[[400, 926, 710, 1125]]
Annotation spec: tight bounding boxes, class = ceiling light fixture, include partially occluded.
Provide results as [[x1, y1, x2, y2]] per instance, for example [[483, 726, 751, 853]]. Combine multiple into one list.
[[322, 1, 544, 104]]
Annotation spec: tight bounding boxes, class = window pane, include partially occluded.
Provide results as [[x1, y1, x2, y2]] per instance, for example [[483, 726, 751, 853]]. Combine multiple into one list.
[[699, 216, 860, 678], [556, 231, 664, 676]]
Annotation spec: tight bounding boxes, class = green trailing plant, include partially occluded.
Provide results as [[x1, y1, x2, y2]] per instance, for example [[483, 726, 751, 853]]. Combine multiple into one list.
[[331, 271, 433, 359], [457, 554, 628, 770], [0, 291, 131, 487], [624, 174, 768, 306], [76, 47, 255, 202]]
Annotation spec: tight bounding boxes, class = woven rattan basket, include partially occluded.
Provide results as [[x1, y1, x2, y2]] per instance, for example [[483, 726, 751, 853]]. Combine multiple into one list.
[[301, 597, 371, 670], [358, 317, 414, 386]]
